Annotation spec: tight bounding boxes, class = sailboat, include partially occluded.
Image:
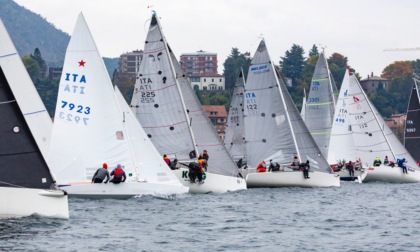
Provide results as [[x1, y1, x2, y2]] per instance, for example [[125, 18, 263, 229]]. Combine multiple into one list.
[[243, 40, 340, 188], [304, 51, 338, 158], [224, 69, 247, 163], [328, 69, 368, 182], [404, 78, 420, 163], [131, 12, 246, 193], [0, 19, 69, 218], [348, 73, 420, 183], [48, 13, 188, 198]]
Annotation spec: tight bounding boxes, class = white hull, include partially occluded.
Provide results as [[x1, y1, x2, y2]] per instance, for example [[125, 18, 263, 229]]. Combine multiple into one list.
[[0, 187, 69, 219], [173, 168, 247, 193], [246, 171, 340, 188], [60, 181, 188, 199], [363, 165, 420, 183], [333, 168, 369, 183]]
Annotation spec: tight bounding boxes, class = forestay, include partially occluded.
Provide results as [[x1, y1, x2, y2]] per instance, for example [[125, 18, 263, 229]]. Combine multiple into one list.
[[348, 75, 418, 169], [224, 70, 247, 161], [405, 79, 420, 162], [49, 13, 139, 183], [244, 40, 329, 171], [131, 14, 196, 162], [305, 52, 336, 158], [327, 70, 358, 164]]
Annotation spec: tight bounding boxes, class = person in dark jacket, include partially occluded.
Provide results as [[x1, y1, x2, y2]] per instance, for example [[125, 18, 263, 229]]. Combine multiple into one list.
[[269, 159, 280, 172], [92, 163, 110, 183], [109, 164, 127, 184], [300, 160, 310, 179], [346, 161, 354, 177], [170, 159, 178, 170]]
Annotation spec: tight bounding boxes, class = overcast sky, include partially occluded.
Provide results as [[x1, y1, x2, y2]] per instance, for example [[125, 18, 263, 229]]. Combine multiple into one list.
[[13, 0, 420, 78]]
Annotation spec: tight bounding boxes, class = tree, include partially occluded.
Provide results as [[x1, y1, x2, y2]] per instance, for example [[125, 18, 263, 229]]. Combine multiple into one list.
[[31, 48, 47, 79], [328, 53, 348, 88], [280, 44, 306, 83], [308, 44, 319, 57], [381, 61, 412, 80], [222, 48, 251, 91], [22, 55, 41, 81]]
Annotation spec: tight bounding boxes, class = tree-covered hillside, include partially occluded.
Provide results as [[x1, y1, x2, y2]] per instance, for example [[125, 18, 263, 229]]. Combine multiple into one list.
[[0, 0, 70, 65]]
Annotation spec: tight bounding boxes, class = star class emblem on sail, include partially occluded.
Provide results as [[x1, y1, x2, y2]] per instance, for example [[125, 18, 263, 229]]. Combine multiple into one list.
[[78, 59, 86, 67]]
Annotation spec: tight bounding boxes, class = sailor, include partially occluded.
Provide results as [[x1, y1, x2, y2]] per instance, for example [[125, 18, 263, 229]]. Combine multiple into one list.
[[373, 157, 382, 167], [201, 150, 209, 161], [188, 162, 198, 183], [256, 161, 267, 173], [397, 158, 408, 174], [268, 159, 280, 172], [197, 158, 207, 184], [163, 154, 171, 167], [236, 158, 243, 168], [291, 156, 300, 170], [91, 163, 110, 184], [384, 156, 389, 165], [109, 164, 127, 184], [300, 160, 310, 179], [346, 161, 354, 177], [170, 159, 178, 170]]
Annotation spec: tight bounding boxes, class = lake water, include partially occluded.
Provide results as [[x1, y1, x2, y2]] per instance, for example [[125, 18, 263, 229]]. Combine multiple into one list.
[[1, 182, 420, 251]]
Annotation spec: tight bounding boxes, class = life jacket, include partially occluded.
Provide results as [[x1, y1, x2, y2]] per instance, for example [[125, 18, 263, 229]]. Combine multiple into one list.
[[114, 168, 123, 178]]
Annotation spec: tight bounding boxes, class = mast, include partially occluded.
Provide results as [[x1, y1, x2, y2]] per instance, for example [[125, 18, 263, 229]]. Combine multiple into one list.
[[153, 12, 200, 158]]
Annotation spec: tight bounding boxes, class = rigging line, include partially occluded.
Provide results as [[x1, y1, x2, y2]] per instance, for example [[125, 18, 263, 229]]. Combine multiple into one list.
[[0, 150, 38, 157], [134, 83, 176, 92], [0, 99, 15, 104], [245, 85, 277, 91], [0, 52, 17, 58], [24, 109, 47, 116], [0, 180, 27, 189]]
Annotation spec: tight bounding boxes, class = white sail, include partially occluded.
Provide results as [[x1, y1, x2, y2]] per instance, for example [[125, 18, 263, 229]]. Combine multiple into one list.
[[131, 14, 196, 162], [114, 86, 182, 185], [48, 13, 187, 193], [305, 52, 336, 158], [327, 69, 358, 164], [132, 12, 239, 177], [348, 74, 418, 169], [49, 13, 138, 183], [0, 18, 68, 219], [244, 40, 330, 171], [224, 69, 247, 161]]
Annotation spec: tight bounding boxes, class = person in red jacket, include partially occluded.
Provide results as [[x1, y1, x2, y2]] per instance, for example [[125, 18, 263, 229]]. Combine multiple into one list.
[[257, 161, 267, 173]]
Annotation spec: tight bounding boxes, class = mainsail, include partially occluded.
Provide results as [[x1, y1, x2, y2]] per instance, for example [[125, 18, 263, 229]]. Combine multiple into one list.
[[304, 52, 337, 158], [348, 75, 418, 168], [49, 13, 175, 183], [224, 70, 246, 161], [0, 20, 56, 190], [405, 79, 420, 162], [131, 13, 196, 162], [244, 40, 329, 171], [132, 12, 239, 177], [327, 69, 357, 164]]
